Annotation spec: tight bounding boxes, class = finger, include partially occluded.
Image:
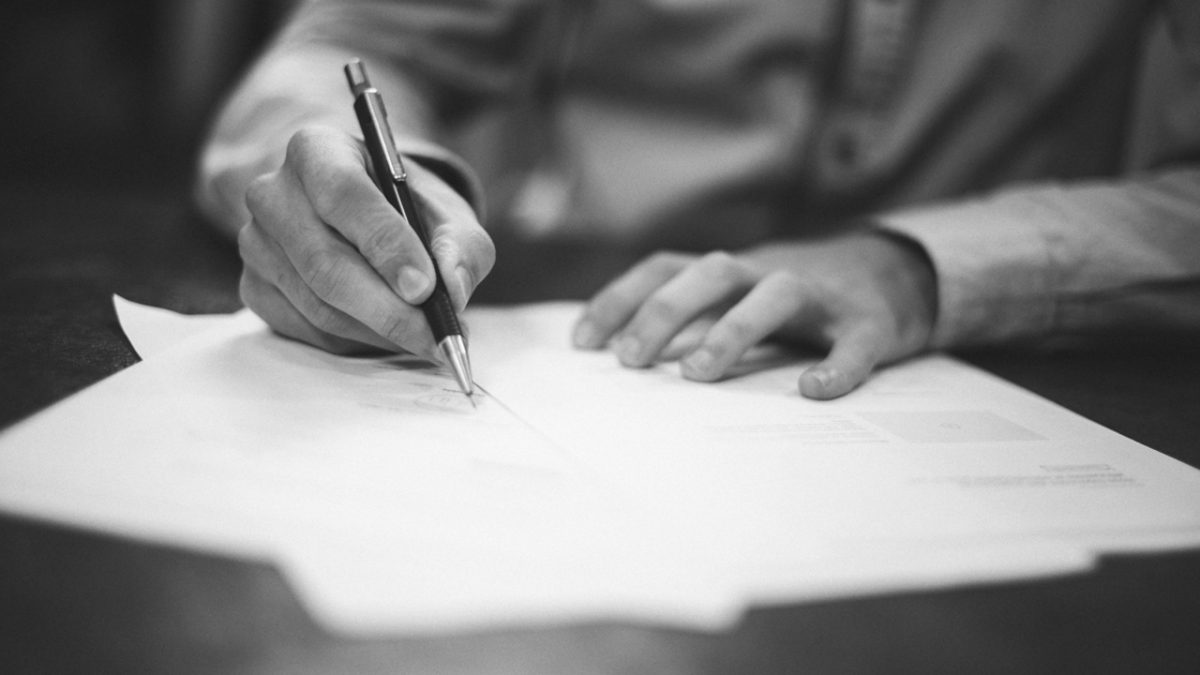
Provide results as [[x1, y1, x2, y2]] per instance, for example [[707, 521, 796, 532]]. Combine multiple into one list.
[[614, 251, 753, 368], [240, 265, 388, 355], [236, 220, 424, 357], [408, 160, 495, 313], [239, 222, 404, 353], [285, 127, 437, 305], [680, 271, 808, 381], [798, 323, 888, 400], [245, 168, 436, 358], [572, 251, 692, 350]]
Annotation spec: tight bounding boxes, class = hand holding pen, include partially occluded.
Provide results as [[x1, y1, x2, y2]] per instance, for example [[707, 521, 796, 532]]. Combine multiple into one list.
[[234, 60, 493, 389], [345, 58, 473, 395]]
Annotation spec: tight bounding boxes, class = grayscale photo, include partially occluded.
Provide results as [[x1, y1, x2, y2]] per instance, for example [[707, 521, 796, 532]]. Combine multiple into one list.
[[1, 2, 1199, 674]]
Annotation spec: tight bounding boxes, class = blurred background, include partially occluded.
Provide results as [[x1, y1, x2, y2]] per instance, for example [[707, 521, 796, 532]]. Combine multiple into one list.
[[0, 1, 302, 428], [0, 0, 296, 192]]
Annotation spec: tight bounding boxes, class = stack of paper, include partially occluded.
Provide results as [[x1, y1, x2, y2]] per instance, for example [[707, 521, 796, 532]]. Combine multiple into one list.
[[0, 298, 1197, 635]]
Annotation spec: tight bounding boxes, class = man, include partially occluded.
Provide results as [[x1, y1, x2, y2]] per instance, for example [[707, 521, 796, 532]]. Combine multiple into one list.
[[196, 0, 1200, 399]]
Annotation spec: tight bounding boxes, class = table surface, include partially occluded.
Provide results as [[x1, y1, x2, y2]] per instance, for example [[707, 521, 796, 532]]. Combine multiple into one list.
[[1, 183, 1198, 675]]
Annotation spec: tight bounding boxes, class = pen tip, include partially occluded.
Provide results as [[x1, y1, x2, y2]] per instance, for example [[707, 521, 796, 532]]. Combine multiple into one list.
[[438, 335, 474, 399]]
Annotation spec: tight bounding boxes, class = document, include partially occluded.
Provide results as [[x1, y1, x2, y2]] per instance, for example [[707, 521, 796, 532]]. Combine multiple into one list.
[[468, 304, 1200, 600], [0, 298, 1197, 635]]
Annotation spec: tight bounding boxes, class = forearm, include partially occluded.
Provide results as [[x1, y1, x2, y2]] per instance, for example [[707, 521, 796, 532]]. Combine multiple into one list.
[[195, 43, 486, 239], [880, 168, 1200, 347], [194, 0, 526, 237], [195, 43, 367, 237]]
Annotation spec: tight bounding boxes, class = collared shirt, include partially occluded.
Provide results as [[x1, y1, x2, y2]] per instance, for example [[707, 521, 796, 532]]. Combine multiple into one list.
[[203, 0, 1200, 347]]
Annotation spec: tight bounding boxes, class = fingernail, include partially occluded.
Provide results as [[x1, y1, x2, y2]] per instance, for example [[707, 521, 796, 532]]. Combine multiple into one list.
[[398, 266, 431, 303], [809, 368, 834, 389], [573, 320, 600, 348], [683, 348, 715, 379], [615, 336, 642, 365]]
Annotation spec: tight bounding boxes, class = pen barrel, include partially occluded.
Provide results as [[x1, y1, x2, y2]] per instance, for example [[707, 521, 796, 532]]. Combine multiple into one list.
[[393, 176, 433, 254], [352, 90, 404, 189], [347, 64, 466, 348], [421, 282, 463, 344], [389, 178, 463, 343]]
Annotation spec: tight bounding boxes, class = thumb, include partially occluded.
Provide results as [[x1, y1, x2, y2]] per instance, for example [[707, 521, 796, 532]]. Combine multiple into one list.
[[798, 324, 886, 400]]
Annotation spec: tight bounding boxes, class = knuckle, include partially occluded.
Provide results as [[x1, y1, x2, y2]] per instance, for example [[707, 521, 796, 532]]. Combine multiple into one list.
[[309, 170, 360, 224], [586, 289, 636, 328], [236, 223, 257, 259], [585, 293, 622, 323], [237, 227, 287, 289], [639, 294, 683, 325], [285, 127, 325, 164], [358, 221, 405, 264], [285, 127, 369, 225], [376, 310, 419, 347], [433, 225, 495, 281], [718, 316, 757, 345], [306, 298, 347, 333], [696, 338, 731, 363], [429, 234, 456, 264], [644, 250, 688, 273], [299, 247, 348, 297], [466, 228, 496, 273], [766, 270, 805, 293], [761, 271, 808, 308], [697, 250, 738, 276], [375, 311, 406, 342], [243, 174, 277, 217]]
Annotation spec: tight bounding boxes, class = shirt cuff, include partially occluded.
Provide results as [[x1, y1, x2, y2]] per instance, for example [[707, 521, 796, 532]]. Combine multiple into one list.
[[392, 135, 487, 220], [876, 198, 1059, 348]]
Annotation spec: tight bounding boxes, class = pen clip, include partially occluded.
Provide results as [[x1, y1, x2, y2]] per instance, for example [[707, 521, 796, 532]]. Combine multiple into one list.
[[345, 59, 407, 183]]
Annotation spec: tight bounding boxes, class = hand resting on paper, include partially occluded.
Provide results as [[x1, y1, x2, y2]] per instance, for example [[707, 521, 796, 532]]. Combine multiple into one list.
[[236, 126, 494, 360], [572, 230, 938, 400]]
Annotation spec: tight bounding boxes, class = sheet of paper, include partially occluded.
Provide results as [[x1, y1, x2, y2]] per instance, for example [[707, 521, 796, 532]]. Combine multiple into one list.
[[113, 294, 231, 359], [2, 299, 1198, 636], [474, 305, 1200, 550], [463, 304, 1200, 605], [111, 299, 1200, 604], [3, 303, 739, 632]]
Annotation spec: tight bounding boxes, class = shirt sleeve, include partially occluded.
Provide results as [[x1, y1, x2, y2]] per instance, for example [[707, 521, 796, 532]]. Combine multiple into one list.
[[878, 3, 1200, 348], [194, 0, 549, 236]]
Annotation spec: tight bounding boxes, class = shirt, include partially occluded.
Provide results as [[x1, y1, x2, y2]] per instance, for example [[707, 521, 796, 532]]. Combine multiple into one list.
[[198, 0, 1200, 348]]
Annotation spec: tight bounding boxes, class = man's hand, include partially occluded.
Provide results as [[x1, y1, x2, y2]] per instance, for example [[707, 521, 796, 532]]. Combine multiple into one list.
[[572, 230, 938, 399], [237, 126, 494, 358]]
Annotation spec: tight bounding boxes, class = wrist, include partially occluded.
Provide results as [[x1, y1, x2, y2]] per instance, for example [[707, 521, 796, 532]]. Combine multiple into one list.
[[858, 228, 939, 353]]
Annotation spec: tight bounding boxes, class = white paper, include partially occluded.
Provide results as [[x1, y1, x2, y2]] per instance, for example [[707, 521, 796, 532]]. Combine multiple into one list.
[[1, 299, 1198, 636], [473, 306, 1200, 557], [5, 302, 740, 632], [113, 295, 231, 359]]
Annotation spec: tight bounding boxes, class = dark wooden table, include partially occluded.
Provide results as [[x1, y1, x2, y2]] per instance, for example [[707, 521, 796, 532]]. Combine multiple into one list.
[[1, 183, 1198, 675]]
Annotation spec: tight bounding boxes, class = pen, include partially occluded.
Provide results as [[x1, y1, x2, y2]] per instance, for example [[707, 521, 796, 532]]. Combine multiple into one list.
[[344, 58, 474, 397]]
